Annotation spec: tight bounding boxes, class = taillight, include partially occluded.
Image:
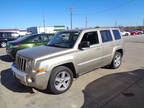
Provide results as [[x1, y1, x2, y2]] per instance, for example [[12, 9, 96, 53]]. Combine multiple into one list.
[[10, 45, 20, 49]]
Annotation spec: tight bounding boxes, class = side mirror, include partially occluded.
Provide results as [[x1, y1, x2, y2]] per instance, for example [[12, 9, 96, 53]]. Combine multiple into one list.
[[79, 41, 90, 49]]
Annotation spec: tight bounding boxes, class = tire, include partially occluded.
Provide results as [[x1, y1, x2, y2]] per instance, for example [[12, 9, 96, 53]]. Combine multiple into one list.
[[48, 66, 73, 94], [1, 42, 6, 48], [138, 33, 142, 35], [110, 52, 122, 69]]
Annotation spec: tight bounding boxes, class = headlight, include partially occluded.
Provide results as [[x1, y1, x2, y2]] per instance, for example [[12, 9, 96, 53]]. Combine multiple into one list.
[[26, 60, 32, 70]]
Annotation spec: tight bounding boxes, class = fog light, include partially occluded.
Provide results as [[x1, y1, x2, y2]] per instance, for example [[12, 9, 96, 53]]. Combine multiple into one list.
[[27, 77, 33, 83]]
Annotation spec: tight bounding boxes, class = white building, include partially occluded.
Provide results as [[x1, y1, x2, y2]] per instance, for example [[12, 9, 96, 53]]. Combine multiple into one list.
[[18, 30, 29, 36], [27, 26, 65, 34]]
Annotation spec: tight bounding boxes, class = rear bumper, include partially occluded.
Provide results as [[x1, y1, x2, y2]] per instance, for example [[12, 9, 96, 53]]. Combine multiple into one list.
[[11, 63, 48, 90]]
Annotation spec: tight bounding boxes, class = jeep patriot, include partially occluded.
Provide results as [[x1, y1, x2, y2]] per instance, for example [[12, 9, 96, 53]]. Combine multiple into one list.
[[12, 28, 124, 94]]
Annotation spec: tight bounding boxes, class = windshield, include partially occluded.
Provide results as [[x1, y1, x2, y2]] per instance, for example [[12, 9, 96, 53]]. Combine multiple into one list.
[[15, 34, 34, 42], [47, 31, 80, 48]]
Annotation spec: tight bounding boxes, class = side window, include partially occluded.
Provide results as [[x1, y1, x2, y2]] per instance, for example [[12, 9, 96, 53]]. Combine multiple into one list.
[[100, 30, 113, 43], [26, 36, 40, 43], [40, 35, 49, 42], [113, 30, 121, 40], [61, 33, 70, 41], [48, 34, 54, 40], [81, 31, 99, 45]]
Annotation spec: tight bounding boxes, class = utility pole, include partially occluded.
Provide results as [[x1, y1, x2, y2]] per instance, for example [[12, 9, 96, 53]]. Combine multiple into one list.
[[70, 7, 73, 29], [43, 13, 46, 33], [143, 18, 144, 26], [85, 16, 87, 28], [115, 21, 117, 27]]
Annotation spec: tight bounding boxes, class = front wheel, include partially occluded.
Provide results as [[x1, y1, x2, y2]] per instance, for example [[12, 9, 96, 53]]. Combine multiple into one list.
[[110, 52, 122, 69], [48, 66, 73, 94]]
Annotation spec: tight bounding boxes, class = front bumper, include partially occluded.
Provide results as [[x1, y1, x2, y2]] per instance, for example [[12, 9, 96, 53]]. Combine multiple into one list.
[[11, 63, 48, 90]]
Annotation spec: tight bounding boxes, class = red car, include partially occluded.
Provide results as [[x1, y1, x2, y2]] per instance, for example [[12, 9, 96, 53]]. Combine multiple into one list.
[[126, 30, 136, 35], [127, 30, 142, 35]]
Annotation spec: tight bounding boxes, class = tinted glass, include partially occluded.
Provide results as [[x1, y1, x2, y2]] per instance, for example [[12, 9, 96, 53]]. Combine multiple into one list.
[[100, 30, 112, 43], [48, 31, 80, 48], [48, 34, 54, 40], [28, 36, 40, 43], [14, 35, 33, 43], [81, 31, 99, 45], [113, 30, 121, 40], [40, 35, 49, 41]]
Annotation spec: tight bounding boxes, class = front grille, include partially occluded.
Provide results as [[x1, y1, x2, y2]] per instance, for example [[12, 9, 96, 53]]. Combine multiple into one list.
[[16, 55, 28, 72]]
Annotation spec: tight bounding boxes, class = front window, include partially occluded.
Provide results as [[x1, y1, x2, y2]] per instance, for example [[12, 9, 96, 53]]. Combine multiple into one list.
[[81, 31, 99, 45], [47, 31, 80, 48]]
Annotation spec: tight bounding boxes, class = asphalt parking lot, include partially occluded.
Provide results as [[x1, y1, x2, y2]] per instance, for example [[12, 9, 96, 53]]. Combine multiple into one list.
[[0, 35, 144, 108]]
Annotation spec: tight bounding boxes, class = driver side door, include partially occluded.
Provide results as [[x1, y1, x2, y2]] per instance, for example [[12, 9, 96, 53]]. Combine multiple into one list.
[[75, 31, 103, 74]]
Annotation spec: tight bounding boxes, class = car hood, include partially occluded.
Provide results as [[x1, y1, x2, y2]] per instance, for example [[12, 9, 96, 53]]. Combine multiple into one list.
[[17, 45, 71, 60]]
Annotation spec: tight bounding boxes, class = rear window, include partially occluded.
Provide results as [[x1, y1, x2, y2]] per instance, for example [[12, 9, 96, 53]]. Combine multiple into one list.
[[113, 30, 121, 40], [100, 30, 113, 43]]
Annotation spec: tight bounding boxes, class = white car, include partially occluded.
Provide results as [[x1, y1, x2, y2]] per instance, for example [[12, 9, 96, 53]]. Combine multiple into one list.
[[120, 30, 130, 36]]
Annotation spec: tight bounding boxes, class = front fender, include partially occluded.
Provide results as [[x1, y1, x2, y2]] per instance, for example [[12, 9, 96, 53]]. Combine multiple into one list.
[[35, 55, 75, 88]]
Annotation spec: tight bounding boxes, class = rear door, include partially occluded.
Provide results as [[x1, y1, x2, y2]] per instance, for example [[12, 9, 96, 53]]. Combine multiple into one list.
[[100, 30, 114, 65]]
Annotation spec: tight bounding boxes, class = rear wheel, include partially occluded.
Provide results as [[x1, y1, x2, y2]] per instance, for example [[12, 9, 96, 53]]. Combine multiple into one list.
[[110, 52, 122, 69], [48, 66, 73, 94], [125, 33, 128, 36], [1, 42, 6, 48]]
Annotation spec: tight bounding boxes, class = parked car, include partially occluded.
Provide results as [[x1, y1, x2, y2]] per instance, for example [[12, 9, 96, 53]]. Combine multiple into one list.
[[127, 30, 142, 35], [0, 32, 19, 47], [12, 28, 124, 94], [134, 30, 143, 35], [142, 30, 144, 34], [136, 29, 144, 34], [6, 33, 54, 59], [120, 30, 130, 36]]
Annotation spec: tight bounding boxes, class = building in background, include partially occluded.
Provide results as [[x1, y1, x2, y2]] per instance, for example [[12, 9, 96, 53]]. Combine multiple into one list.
[[27, 26, 65, 34], [18, 30, 29, 36]]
